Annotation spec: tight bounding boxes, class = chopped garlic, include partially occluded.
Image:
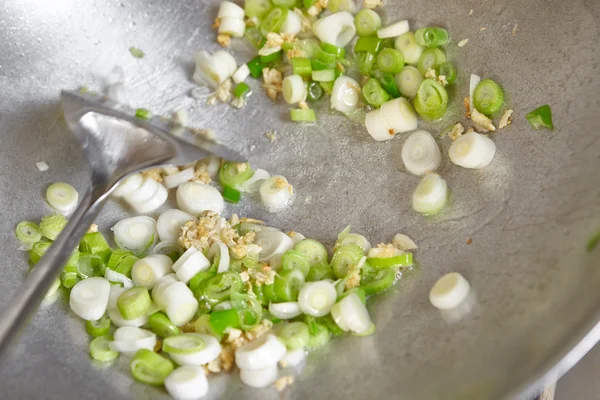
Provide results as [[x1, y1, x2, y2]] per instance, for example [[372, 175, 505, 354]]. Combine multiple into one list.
[[345, 268, 361, 289], [448, 123, 465, 141], [392, 233, 418, 250], [225, 328, 243, 343], [424, 68, 437, 79], [363, 0, 383, 8], [142, 168, 164, 183], [469, 9, 474, 15], [258, 33, 284, 56], [368, 243, 403, 258], [307, 0, 328, 16], [512, 23, 519, 36], [480, 27, 487, 31], [498, 109, 514, 129], [265, 131, 277, 142], [245, 16, 259, 28], [274, 375, 295, 392], [458, 38, 469, 48], [471, 108, 496, 132], [437, 75, 448, 86], [293, 8, 313, 33], [217, 33, 231, 48], [262, 68, 283, 101], [36, 161, 49, 171], [207, 79, 233, 105], [464, 97, 471, 118], [172, 109, 188, 127], [87, 224, 99, 234]]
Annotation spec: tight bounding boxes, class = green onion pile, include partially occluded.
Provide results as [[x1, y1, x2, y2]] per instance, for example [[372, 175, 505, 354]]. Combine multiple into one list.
[[16, 182, 417, 397]]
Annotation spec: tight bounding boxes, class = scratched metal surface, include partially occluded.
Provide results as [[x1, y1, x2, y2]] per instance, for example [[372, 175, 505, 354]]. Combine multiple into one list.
[[0, 0, 599, 399]]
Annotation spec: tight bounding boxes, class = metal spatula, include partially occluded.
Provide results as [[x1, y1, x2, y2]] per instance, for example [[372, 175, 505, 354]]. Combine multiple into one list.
[[0, 90, 244, 358]]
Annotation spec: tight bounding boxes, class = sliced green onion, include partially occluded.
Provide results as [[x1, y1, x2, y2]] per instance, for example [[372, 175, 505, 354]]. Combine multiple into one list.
[[339, 287, 367, 305], [15, 221, 42, 246], [307, 81, 323, 101], [163, 334, 206, 355], [303, 0, 316, 6], [164, 365, 208, 399], [473, 79, 504, 116], [244, 27, 264, 49], [395, 66, 422, 98], [46, 182, 79, 213], [310, 58, 333, 71], [245, 0, 272, 18], [29, 241, 51, 265], [304, 316, 330, 351], [107, 249, 132, 270], [275, 321, 310, 350], [377, 48, 405, 74], [331, 76, 360, 113], [195, 272, 242, 312], [292, 57, 312, 77], [306, 265, 336, 282], [294, 39, 321, 58], [90, 336, 119, 362], [129, 47, 145, 58], [354, 9, 381, 37], [354, 36, 382, 53], [45, 277, 61, 298], [320, 42, 346, 59], [331, 245, 364, 278], [272, 0, 296, 8], [448, 131, 497, 169], [290, 108, 316, 122], [39, 214, 67, 240], [401, 130, 442, 176], [327, 0, 356, 12], [311, 69, 335, 82], [86, 315, 111, 337], [394, 31, 424, 65], [374, 71, 400, 98], [113, 216, 156, 257], [114, 255, 138, 277], [219, 162, 254, 189], [61, 253, 80, 288], [314, 48, 338, 67], [356, 51, 376, 75], [130, 349, 174, 386], [417, 48, 447, 76], [526, 105, 554, 130], [415, 27, 450, 48], [233, 295, 263, 330], [361, 268, 397, 295], [247, 57, 267, 78], [209, 308, 242, 336], [274, 269, 305, 302], [188, 271, 215, 293], [437, 62, 456, 84], [147, 312, 180, 337], [135, 108, 151, 119], [117, 287, 151, 320], [362, 78, 390, 108], [233, 82, 251, 98], [69, 277, 111, 321], [260, 7, 289, 36], [376, 20, 409, 39], [298, 281, 337, 316], [412, 173, 448, 214], [414, 79, 449, 121], [318, 314, 345, 336], [283, 74, 307, 104], [80, 231, 112, 262], [77, 253, 104, 279], [223, 186, 241, 204], [260, 50, 282, 64], [281, 250, 310, 277], [294, 239, 328, 267]]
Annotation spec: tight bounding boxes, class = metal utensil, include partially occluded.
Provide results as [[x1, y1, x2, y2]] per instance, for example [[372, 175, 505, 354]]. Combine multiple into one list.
[[0, 90, 243, 358]]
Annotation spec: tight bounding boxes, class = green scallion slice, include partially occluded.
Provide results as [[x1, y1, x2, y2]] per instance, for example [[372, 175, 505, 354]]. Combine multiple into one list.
[[135, 108, 152, 120], [163, 334, 206, 355], [79, 231, 112, 262], [29, 241, 51, 265], [414, 79, 449, 121], [130, 349, 174, 386], [311, 69, 335, 82], [273, 269, 305, 302], [223, 186, 241, 203], [354, 36, 382, 54], [15, 221, 42, 246], [366, 252, 413, 269], [247, 56, 267, 78], [376, 48, 405, 74], [294, 239, 328, 267], [526, 105, 554, 130], [245, 0, 272, 18], [148, 312, 180, 338], [272, 0, 297, 7], [260, 7, 288, 36], [305, 316, 330, 350], [219, 162, 254, 189], [90, 336, 119, 362], [320, 42, 346, 59], [417, 48, 447, 76], [275, 321, 310, 350], [129, 47, 145, 58], [117, 287, 152, 320], [307, 81, 323, 101], [233, 82, 252, 98], [414, 27, 449, 48], [260, 50, 282, 64], [292, 57, 312, 77], [77, 253, 105, 279], [290, 108, 316, 122], [361, 267, 397, 295], [473, 78, 504, 116], [86, 315, 111, 337], [39, 214, 67, 241], [281, 250, 311, 277], [362, 78, 390, 108], [354, 9, 381, 37], [356, 51, 376, 75], [437, 62, 457, 84], [306, 264, 335, 282], [331, 245, 364, 279], [209, 308, 242, 336]]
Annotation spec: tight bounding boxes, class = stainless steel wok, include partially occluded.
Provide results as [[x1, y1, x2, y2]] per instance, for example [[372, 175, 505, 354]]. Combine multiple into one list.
[[0, 0, 599, 399]]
